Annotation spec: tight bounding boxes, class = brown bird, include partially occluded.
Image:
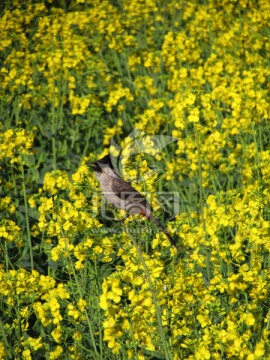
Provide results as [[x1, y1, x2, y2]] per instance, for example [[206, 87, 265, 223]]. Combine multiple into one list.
[[89, 155, 176, 247]]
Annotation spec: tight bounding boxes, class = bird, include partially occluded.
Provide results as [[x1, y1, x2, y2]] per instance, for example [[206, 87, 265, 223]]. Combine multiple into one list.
[[89, 154, 176, 247]]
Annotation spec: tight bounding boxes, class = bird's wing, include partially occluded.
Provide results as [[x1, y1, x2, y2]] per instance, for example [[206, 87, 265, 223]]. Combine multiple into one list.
[[111, 177, 151, 213], [111, 178, 176, 246], [111, 177, 145, 200]]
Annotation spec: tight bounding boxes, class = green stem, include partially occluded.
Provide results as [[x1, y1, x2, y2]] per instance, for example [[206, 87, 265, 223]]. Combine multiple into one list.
[[130, 235, 173, 360], [59, 226, 101, 359], [0, 319, 12, 358], [21, 158, 34, 270]]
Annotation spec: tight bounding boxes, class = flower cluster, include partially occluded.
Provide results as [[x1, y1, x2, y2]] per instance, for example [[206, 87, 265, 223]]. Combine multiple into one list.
[[0, 268, 87, 359], [1, 0, 270, 359], [0, 129, 34, 163]]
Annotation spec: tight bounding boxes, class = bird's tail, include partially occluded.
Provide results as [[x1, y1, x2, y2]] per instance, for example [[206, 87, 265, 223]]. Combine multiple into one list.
[[149, 213, 176, 248]]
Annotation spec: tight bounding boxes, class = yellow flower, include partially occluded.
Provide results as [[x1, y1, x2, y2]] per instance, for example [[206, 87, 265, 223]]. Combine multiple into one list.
[[99, 294, 108, 310], [0, 342, 6, 358], [43, 170, 70, 195], [27, 336, 43, 351], [51, 325, 62, 343], [242, 313, 255, 326], [195, 345, 211, 359], [77, 298, 86, 312], [254, 341, 265, 358], [67, 304, 80, 320], [196, 313, 210, 328], [71, 165, 89, 184], [73, 331, 82, 341], [22, 349, 31, 360], [49, 345, 63, 360]]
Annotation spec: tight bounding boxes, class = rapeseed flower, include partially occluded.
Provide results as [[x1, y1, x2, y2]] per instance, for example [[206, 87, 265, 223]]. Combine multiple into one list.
[[1, 0, 270, 358]]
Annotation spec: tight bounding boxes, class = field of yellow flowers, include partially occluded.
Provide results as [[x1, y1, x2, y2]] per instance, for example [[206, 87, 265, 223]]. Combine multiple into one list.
[[1, 0, 270, 359]]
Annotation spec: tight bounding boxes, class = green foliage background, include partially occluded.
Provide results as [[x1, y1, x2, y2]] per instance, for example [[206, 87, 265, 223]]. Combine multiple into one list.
[[0, 0, 270, 359]]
